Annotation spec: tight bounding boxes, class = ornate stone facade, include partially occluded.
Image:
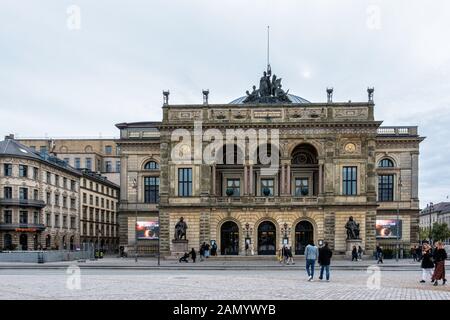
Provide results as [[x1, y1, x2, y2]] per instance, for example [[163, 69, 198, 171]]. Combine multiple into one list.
[[116, 85, 424, 256]]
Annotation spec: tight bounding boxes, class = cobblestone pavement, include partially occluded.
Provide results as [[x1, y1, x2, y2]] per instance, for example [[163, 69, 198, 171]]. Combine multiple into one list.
[[0, 268, 448, 300]]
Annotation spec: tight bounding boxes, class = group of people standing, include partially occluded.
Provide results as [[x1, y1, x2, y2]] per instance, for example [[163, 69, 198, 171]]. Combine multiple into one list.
[[278, 245, 295, 265], [351, 245, 364, 261], [419, 241, 447, 286], [179, 242, 218, 263]]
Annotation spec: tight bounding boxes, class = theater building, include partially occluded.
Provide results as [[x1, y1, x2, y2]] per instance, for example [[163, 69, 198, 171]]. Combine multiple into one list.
[[116, 67, 424, 256]]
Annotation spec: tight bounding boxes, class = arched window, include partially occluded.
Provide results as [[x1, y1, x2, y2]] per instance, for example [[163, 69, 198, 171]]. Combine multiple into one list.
[[379, 159, 394, 168], [144, 161, 159, 170]]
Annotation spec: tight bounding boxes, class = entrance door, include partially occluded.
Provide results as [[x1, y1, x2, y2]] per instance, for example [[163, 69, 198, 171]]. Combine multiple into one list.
[[258, 221, 276, 255], [295, 221, 314, 255], [4, 234, 12, 250], [220, 221, 239, 255], [19, 234, 28, 250]]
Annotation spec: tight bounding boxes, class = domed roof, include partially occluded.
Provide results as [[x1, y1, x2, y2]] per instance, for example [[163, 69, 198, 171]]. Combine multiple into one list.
[[229, 93, 310, 105]]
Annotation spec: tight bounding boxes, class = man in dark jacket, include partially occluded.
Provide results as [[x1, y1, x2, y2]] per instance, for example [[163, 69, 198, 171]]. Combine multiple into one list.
[[318, 242, 333, 281]]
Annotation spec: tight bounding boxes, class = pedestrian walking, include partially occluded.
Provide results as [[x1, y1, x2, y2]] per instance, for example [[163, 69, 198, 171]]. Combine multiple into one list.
[[204, 243, 210, 258], [190, 248, 196, 263], [376, 245, 384, 264], [419, 243, 434, 283], [431, 241, 447, 286], [357, 245, 363, 261], [199, 242, 206, 261], [305, 241, 318, 281], [287, 245, 295, 265], [283, 245, 289, 264], [318, 241, 333, 281], [351, 246, 358, 261], [411, 246, 418, 262]]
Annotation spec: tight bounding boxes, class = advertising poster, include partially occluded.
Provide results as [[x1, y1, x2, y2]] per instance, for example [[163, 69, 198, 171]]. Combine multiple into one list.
[[376, 219, 402, 239], [136, 219, 159, 239]]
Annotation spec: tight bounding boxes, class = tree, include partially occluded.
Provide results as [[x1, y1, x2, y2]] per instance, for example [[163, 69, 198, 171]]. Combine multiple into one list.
[[431, 222, 450, 242], [419, 228, 429, 242]]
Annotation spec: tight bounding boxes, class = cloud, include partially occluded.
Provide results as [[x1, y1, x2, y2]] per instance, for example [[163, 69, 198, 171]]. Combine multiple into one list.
[[1, 0, 450, 206]]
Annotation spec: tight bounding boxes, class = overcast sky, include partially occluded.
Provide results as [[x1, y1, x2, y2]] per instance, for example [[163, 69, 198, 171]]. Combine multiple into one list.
[[1, 0, 449, 207]]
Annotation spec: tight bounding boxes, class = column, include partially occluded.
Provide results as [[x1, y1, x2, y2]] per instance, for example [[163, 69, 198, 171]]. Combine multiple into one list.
[[280, 164, 285, 195], [212, 164, 216, 196], [286, 164, 291, 195], [318, 163, 323, 195], [244, 165, 248, 195], [248, 165, 254, 195]]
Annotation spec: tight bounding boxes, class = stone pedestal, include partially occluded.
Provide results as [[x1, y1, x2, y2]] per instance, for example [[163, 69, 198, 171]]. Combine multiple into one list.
[[346, 239, 362, 257], [171, 239, 188, 257]]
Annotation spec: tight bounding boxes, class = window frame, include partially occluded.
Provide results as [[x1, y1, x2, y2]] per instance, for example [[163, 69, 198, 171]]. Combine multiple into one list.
[[178, 168, 193, 197]]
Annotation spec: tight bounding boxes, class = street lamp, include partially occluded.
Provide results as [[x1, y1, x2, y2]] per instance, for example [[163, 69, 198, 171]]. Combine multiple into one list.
[[396, 177, 402, 261], [429, 202, 434, 244], [132, 178, 138, 263]]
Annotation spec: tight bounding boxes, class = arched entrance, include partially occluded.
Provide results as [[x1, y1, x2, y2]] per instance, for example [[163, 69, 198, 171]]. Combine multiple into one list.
[[295, 221, 314, 255], [4, 234, 12, 250], [220, 221, 239, 255], [258, 221, 276, 255], [19, 234, 28, 250]]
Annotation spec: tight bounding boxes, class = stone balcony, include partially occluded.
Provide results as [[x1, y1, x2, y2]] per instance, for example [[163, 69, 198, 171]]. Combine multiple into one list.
[[377, 126, 418, 136], [0, 223, 46, 231], [0, 198, 46, 208]]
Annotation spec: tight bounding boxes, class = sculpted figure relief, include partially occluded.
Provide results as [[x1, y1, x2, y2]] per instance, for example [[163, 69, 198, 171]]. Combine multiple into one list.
[[345, 216, 360, 240], [243, 68, 292, 104]]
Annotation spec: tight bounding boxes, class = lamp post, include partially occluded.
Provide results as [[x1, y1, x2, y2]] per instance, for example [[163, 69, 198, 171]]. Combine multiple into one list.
[[428, 202, 434, 244], [132, 178, 138, 263], [282, 223, 290, 245], [396, 178, 402, 261]]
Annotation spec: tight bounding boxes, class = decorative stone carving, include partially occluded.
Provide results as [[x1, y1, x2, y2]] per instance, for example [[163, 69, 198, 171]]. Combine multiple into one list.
[[333, 107, 369, 120]]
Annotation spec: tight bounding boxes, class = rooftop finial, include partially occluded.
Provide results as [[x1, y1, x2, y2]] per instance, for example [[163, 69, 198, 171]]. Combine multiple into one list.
[[267, 25, 271, 76]]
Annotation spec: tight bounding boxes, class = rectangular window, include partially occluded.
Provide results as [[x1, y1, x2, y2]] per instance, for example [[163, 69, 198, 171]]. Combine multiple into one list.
[[4, 210, 12, 224], [71, 180, 76, 191], [378, 174, 394, 202], [101, 198, 104, 208], [46, 192, 51, 204], [89, 207, 94, 220], [83, 193, 87, 204], [4, 187, 12, 199], [95, 196, 99, 206], [47, 172, 51, 184], [70, 198, 76, 209], [89, 195, 93, 205], [55, 175, 59, 187], [29, 146, 36, 151], [178, 168, 192, 197], [226, 179, 240, 197], [4, 164, 12, 177], [105, 146, 112, 155], [63, 196, 67, 208], [55, 194, 60, 206], [75, 158, 81, 169], [116, 160, 121, 173], [19, 165, 28, 178], [20, 211, 28, 224], [63, 177, 68, 189], [105, 161, 112, 173], [33, 211, 39, 224], [71, 217, 76, 229], [63, 215, 67, 228], [343, 166, 357, 196], [85, 158, 92, 170], [106, 199, 109, 209], [33, 167, 39, 180], [261, 179, 274, 196], [33, 189, 39, 200], [295, 178, 309, 196], [46, 214, 51, 226], [55, 214, 60, 228], [144, 176, 160, 203], [19, 187, 28, 200]]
